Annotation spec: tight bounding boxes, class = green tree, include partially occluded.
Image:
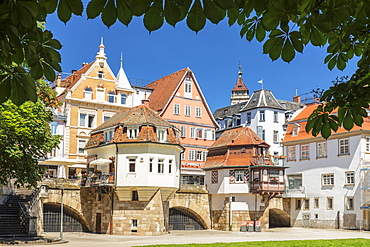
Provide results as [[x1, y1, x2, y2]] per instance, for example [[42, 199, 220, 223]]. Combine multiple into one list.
[[0, 0, 369, 137], [0, 81, 61, 187]]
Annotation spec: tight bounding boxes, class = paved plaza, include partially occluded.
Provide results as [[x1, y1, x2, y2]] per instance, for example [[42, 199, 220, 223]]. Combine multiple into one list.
[[24, 228, 370, 247]]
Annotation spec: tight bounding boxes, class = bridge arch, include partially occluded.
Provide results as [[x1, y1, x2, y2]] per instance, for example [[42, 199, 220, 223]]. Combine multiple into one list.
[[269, 208, 290, 227], [169, 207, 206, 230]]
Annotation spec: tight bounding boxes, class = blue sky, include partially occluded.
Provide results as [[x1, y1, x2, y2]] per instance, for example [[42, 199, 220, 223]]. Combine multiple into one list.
[[46, 13, 358, 112]]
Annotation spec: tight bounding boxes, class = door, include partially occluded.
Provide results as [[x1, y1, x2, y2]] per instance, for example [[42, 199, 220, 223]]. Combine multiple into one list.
[[302, 213, 310, 227], [96, 213, 102, 233]]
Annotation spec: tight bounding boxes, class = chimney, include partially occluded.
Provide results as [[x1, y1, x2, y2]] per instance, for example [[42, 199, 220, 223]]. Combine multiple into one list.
[[82, 62, 88, 67], [142, 99, 150, 106], [71, 69, 77, 74], [293, 95, 301, 103], [56, 73, 62, 87]]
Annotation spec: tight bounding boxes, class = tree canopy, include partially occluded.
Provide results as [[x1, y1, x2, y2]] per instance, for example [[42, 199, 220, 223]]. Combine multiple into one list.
[[0, 0, 369, 138], [0, 81, 61, 187]]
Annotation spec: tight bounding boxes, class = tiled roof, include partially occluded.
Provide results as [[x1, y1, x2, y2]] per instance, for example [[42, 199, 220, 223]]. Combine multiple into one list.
[[232, 77, 248, 92], [241, 89, 285, 111], [211, 126, 268, 149], [146, 68, 188, 112], [203, 126, 274, 169], [213, 102, 247, 119], [277, 99, 305, 112], [283, 103, 370, 143], [85, 104, 182, 149]]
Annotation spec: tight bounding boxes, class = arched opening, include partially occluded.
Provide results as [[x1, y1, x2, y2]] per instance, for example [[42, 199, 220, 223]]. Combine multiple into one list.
[[169, 207, 206, 231], [269, 208, 290, 227], [43, 203, 89, 232]]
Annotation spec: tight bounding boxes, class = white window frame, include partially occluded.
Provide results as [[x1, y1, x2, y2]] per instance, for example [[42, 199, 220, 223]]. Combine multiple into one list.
[[79, 112, 96, 128], [300, 144, 310, 160], [273, 130, 279, 143], [184, 82, 192, 98], [96, 87, 105, 102], [287, 146, 296, 161], [322, 173, 334, 186], [346, 196, 354, 210], [104, 129, 114, 142], [185, 105, 191, 116], [127, 127, 139, 139], [188, 150, 195, 161], [77, 139, 87, 154], [158, 158, 164, 173], [195, 106, 202, 118], [190, 127, 196, 138], [128, 158, 136, 173], [84, 88, 93, 100], [108, 91, 115, 103], [50, 122, 58, 135], [168, 159, 173, 173], [327, 197, 334, 210], [292, 126, 299, 137], [273, 111, 278, 123], [317, 141, 327, 158], [121, 93, 127, 105], [157, 128, 167, 142], [180, 126, 186, 138], [174, 103, 180, 115], [259, 110, 265, 122], [180, 152, 185, 160], [149, 158, 154, 172], [339, 138, 349, 155], [235, 170, 244, 183], [345, 171, 355, 185]]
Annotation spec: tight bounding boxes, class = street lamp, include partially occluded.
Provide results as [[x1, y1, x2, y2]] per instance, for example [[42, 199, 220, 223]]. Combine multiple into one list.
[[60, 186, 64, 240]]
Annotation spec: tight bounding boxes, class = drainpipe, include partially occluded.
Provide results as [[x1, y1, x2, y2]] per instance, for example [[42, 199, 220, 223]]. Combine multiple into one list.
[[229, 193, 232, 231]]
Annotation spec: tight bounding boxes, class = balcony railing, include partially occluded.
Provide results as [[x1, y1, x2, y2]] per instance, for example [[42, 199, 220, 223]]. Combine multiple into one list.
[[83, 174, 114, 187], [250, 181, 285, 193]]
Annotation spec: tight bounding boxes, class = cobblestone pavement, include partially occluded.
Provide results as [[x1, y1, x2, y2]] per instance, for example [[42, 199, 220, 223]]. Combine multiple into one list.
[[6, 228, 370, 246]]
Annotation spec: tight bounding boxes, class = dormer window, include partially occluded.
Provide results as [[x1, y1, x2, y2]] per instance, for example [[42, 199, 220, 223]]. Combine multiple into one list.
[[98, 71, 104, 78], [104, 129, 114, 142], [84, 87, 92, 100], [108, 91, 115, 103], [121, 93, 127, 104], [157, 128, 167, 142], [292, 125, 300, 137], [127, 127, 138, 139]]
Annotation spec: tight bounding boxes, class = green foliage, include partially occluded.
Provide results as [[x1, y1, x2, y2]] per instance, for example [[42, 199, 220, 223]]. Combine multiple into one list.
[[0, 0, 369, 137], [0, 94, 61, 187]]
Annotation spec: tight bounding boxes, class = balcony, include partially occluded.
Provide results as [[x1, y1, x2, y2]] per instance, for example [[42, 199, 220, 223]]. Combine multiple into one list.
[[82, 173, 114, 187], [250, 181, 285, 194]]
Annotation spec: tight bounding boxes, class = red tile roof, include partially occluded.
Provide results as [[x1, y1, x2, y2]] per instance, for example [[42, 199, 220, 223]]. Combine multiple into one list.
[[146, 68, 188, 112], [232, 77, 248, 92]]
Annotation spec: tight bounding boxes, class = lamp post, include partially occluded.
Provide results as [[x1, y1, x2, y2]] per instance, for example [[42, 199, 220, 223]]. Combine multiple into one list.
[[60, 186, 64, 240]]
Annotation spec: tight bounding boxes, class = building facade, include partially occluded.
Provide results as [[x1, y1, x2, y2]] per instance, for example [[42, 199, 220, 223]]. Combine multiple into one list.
[[283, 104, 370, 230]]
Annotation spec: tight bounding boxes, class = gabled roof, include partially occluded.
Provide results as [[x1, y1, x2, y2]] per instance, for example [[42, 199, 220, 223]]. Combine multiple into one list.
[[92, 104, 173, 133], [283, 103, 370, 143], [211, 126, 269, 149], [241, 89, 285, 111], [146, 68, 188, 112]]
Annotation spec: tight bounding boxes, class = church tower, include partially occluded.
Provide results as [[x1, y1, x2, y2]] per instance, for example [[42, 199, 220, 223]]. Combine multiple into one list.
[[230, 62, 249, 105]]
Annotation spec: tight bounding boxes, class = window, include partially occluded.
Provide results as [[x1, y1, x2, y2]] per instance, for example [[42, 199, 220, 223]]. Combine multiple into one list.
[[50, 122, 58, 135], [98, 71, 103, 78], [262, 129, 265, 141], [127, 127, 138, 139], [157, 128, 167, 142], [274, 111, 278, 123], [96, 87, 104, 101], [79, 113, 96, 128], [346, 197, 354, 210], [273, 130, 279, 143], [103, 116, 110, 122], [132, 219, 138, 227], [184, 82, 192, 98], [180, 126, 186, 137], [211, 171, 218, 184], [188, 150, 195, 161], [185, 105, 191, 116], [287, 174, 302, 190], [339, 138, 349, 154], [292, 125, 300, 137], [287, 146, 296, 161], [301, 144, 310, 160], [174, 103, 180, 115], [257, 126, 263, 139], [180, 152, 185, 160], [327, 197, 333, 210], [366, 136, 370, 152], [149, 158, 153, 172], [304, 199, 310, 210], [241, 147, 246, 153], [314, 198, 319, 208], [246, 112, 251, 124], [108, 92, 115, 103], [269, 170, 279, 182], [317, 142, 327, 158], [78, 140, 86, 154], [190, 127, 196, 138], [235, 170, 244, 183], [195, 106, 202, 118], [104, 130, 114, 142], [129, 158, 136, 172], [158, 159, 164, 173], [259, 110, 265, 122], [295, 199, 301, 210], [196, 128, 203, 139], [345, 171, 354, 185], [121, 93, 127, 104], [84, 87, 92, 100], [169, 159, 172, 173], [131, 190, 138, 201], [322, 174, 334, 186], [196, 150, 207, 161]]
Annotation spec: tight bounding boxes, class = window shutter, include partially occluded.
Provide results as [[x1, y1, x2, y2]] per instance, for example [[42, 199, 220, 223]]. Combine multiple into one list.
[[229, 170, 235, 184], [244, 169, 249, 183]]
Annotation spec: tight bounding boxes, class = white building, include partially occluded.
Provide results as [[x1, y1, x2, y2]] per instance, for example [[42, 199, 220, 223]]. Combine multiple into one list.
[[283, 104, 370, 230]]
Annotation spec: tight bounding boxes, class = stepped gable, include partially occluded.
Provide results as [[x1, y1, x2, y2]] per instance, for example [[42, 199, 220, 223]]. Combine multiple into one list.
[[283, 103, 370, 142], [204, 127, 272, 169], [213, 102, 247, 120], [241, 89, 285, 111], [85, 104, 181, 148], [146, 68, 188, 112]]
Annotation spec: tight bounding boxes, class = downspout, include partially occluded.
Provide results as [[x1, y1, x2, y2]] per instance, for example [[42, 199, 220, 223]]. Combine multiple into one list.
[[229, 193, 232, 231], [110, 142, 119, 235]]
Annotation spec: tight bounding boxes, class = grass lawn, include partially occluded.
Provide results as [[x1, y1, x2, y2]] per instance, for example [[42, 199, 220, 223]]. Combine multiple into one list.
[[141, 238, 370, 246]]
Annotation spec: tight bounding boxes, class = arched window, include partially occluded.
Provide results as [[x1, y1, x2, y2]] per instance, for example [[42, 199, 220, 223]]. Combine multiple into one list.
[[84, 87, 92, 100], [121, 93, 127, 105], [98, 71, 103, 78], [108, 92, 115, 103]]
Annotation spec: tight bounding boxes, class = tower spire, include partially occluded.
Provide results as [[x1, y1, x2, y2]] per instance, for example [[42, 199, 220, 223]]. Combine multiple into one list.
[[230, 60, 249, 105], [96, 37, 107, 61], [238, 59, 242, 78]]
